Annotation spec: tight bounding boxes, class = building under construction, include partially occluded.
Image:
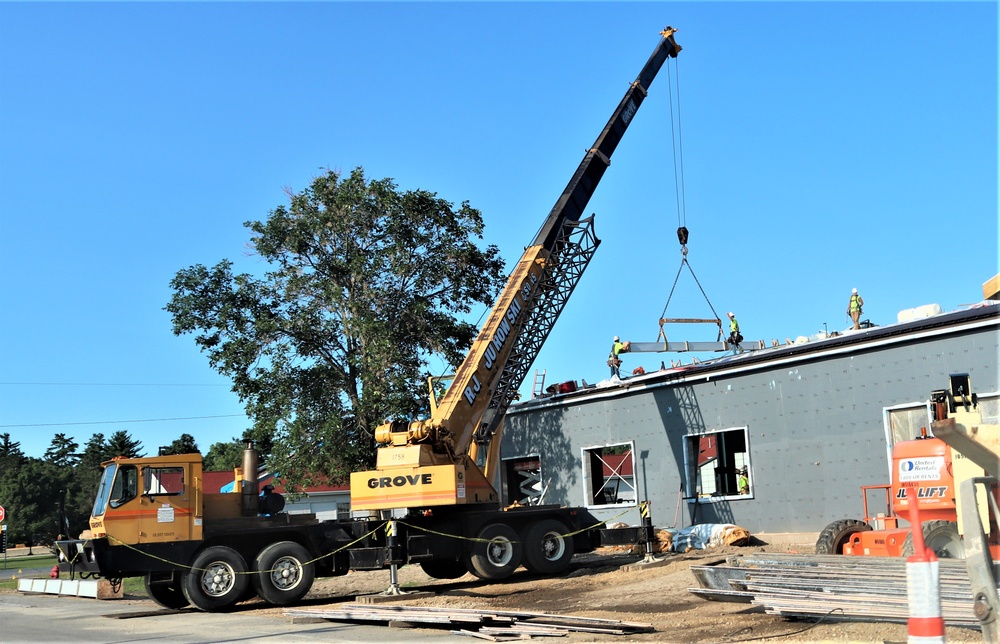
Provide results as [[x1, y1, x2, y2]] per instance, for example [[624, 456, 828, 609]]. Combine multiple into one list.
[[499, 299, 1000, 539]]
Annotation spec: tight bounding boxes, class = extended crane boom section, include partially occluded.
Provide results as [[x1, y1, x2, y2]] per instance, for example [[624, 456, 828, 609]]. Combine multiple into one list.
[[351, 27, 681, 512], [533, 27, 680, 251]]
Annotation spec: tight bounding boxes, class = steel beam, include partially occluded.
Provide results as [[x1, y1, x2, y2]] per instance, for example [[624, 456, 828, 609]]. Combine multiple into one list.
[[628, 340, 764, 353]]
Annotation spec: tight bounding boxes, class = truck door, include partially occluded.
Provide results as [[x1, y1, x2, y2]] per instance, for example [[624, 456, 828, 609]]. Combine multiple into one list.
[[137, 463, 194, 543]]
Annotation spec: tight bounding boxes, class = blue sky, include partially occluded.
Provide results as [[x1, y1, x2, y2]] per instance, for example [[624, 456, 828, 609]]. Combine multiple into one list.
[[1, 2, 996, 460]]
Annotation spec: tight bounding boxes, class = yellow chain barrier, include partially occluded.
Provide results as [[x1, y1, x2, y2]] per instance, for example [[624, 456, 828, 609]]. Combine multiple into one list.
[[55, 542, 83, 566], [398, 505, 634, 544], [93, 522, 388, 576], [62, 506, 642, 576]]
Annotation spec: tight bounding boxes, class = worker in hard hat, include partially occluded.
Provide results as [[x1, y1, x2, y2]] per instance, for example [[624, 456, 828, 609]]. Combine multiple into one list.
[[738, 468, 750, 495], [726, 312, 742, 347], [847, 288, 864, 330], [608, 335, 630, 378]]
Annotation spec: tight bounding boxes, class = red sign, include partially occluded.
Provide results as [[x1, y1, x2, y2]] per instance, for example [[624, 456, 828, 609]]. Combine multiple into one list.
[[0, 504, 5, 522]]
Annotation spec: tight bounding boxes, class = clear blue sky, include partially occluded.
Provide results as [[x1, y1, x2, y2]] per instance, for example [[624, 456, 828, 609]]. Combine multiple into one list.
[[1, 2, 996, 460]]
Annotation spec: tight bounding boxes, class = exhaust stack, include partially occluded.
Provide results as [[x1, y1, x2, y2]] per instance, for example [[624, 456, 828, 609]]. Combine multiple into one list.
[[241, 441, 259, 517]]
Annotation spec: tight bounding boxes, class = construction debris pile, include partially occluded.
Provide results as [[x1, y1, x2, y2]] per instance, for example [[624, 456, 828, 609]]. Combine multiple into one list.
[[689, 552, 985, 627], [285, 603, 654, 640]]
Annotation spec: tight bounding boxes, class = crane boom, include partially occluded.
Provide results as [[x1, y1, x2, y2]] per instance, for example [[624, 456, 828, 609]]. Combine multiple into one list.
[[534, 27, 682, 251], [351, 27, 681, 511]]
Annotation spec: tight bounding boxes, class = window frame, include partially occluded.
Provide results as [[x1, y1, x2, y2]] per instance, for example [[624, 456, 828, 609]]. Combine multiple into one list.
[[581, 441, 638, 509], [683, 426, 752, 503], [108, 464, 139, 509], [142, 465, 185, 497]]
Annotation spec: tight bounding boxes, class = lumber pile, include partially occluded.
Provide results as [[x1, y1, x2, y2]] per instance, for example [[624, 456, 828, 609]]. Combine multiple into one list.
[[285, 603, 654, 640], [690, 552, 986, 627]]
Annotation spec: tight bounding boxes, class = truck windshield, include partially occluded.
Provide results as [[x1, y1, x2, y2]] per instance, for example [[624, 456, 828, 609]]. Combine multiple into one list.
[[92, 464, 117, 518]]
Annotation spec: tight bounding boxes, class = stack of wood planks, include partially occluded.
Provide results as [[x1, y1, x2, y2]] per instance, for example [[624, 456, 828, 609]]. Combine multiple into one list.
[[285, 603, 654, 640], [689, 552, 986, 627]]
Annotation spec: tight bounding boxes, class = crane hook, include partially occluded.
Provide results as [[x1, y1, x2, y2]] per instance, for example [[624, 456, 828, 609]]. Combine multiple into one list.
[[677, 226, 689, 256]]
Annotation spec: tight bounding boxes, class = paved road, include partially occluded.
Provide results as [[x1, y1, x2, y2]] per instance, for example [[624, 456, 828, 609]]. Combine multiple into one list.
[[0, 591, 452, 643]]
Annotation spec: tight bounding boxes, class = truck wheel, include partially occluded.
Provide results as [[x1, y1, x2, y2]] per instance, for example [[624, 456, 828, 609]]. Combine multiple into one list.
[[815, 519, 871, 555], [420, 559, 468, 580], [522, 519, 574, 574], [466, 523, 522, 580], [251, 541, 315, 606], [144, 572, 189, 609], [902, 520, 965, 559], [182, 546, 249, 612]]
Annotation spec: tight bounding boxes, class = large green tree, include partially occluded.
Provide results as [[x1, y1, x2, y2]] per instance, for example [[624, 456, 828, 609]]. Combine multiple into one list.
[[167, 167, 505, 488], [0, 457, 63, 551]]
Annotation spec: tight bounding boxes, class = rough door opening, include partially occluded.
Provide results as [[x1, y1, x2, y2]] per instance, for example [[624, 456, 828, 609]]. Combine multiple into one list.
[[502, 454, 543, 505]]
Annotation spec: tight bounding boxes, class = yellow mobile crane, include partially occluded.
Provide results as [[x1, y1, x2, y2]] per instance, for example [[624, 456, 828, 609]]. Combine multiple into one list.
[[352, 28, 682, 512], [56, 27, 682, 611]]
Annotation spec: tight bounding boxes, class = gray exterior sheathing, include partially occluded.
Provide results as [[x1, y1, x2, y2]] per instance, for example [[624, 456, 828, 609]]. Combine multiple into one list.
[[501, 307, 999, 535]]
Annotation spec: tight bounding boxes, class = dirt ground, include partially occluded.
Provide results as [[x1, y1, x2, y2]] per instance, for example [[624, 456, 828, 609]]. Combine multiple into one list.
[[242, 542, 984, 643]]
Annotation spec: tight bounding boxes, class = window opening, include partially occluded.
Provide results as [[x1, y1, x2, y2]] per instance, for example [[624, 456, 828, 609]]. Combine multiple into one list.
[[684, 427, 750, 502], [144, 466, 185, 496], [582, 442, 637, 507], [882, 391, 998, 477]]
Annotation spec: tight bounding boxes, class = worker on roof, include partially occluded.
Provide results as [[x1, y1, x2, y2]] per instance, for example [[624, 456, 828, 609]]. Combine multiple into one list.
[[847, 288, 865, 330], [726, 312, 742, 347], [608, 335, 630, 379]]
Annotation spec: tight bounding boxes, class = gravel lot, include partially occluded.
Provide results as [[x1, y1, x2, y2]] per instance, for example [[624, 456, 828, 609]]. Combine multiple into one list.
[[243, 543, 985, 643]]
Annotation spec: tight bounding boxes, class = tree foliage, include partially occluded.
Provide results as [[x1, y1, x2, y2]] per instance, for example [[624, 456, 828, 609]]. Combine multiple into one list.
[[203, 440, 244, 472], [166, 167, 505, 488], [160, 433, 200, 456], [0, 429, 147, 542], [44, 433, 80, 468], [0, 432, 24, 462], [0, 457, 63, 549], [107, 431, 144, 459]]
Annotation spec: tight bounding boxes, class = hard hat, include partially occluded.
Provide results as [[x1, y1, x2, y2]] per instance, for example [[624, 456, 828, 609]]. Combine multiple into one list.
[[852, 288, 858, 294], [613, 335, 620, 342], [727, 312, 734, 317]]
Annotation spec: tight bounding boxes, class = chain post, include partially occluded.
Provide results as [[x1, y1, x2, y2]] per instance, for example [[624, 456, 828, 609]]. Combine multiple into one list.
[[639, 500, 659, 563]]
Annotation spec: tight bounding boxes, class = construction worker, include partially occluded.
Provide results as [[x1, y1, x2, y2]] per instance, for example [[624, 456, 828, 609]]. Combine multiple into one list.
[[608, 335, 629, 378], [726, 312, 742, 346], [738, 468, 749, 495], [847, 288, 864, 330]]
